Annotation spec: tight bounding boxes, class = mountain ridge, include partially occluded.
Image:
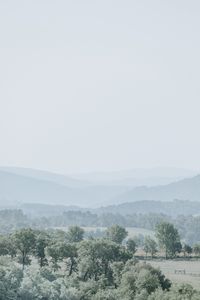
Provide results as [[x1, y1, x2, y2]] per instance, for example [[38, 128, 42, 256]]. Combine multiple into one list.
[[0, 167, 200, 208], [112, 174, 200, 204], [0, 169, 129, 208]]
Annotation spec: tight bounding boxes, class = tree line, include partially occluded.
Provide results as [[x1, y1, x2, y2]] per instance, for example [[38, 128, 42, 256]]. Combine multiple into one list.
[[1, 209, 200, 246], [1, 223, 200, 268]]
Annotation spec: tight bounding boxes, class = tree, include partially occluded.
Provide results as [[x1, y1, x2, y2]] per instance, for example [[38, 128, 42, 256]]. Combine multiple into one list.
[[182, 244, 192, 257], [35, 232, 50, 267], [0, 264, 23, 300], [135, 269, 160, 295], [13, 228, 36, 270], [155, 222, 181, 258], [78, 239, 131, 282], [67, 226, 84, 243], [193, 244, 200, 257], [106, 225, 128, 244], [143, 236, 157, 258], [0, 235, 16, 258], [59, 242, 78, 276], [127, 238, 137, 255], [118, 262, 171, 300], [111, 261, 124, 288], [46, 243, 61, 271]]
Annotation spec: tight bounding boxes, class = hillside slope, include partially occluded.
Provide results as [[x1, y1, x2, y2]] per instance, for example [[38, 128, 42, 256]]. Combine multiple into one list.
[[0, 167, 90, 188], [112, 175, 200, 203], [0, 170, 128, 208]]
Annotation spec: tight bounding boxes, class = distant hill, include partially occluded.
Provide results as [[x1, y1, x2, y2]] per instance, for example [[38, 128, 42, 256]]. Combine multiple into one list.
[[112, 175, 200, 204], [21, 199, 200, 217], [97, 199, 200, 216], [0, 166, 90, 188], [0, 167, 199, 209], [0, 170, 128, 208], [73, 167, 198, 186]]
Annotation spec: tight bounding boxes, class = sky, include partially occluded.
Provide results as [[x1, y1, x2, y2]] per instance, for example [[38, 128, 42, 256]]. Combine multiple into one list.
[[0, 0, 200, 174]]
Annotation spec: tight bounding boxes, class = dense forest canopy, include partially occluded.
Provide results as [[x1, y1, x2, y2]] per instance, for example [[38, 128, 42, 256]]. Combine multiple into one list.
[[0, 225, 200, 300]]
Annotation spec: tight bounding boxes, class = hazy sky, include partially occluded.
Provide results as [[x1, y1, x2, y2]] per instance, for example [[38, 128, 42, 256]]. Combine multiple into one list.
[[0, 1, 200, 173]]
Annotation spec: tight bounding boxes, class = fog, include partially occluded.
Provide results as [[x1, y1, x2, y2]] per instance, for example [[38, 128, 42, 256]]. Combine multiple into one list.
[[0, 1, 200, 174]]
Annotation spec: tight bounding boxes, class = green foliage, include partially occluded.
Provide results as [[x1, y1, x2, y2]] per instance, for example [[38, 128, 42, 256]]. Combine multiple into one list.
[[0, 235, 16, 257], [193, 244, 200, 256], [183, 244, 193, 257], [0, 209, 28, 234], [2, 208, 200, 247], [126, 238, 137, 254], [0, 227, 199, 299], [156, 222, 182, 258], [13, 228, 36, 269], [35, 231, 50, 267], [118, 261, 170, 300], [78, 239, 131, 281], [59, 242, 78, 275], [93, 289, 118, 299], [0, 264, 23, 300], [67, 226, 84, 243], [143, 236, 158, 258], [46, 243, 61, 271], [106, 225, 128, 244]]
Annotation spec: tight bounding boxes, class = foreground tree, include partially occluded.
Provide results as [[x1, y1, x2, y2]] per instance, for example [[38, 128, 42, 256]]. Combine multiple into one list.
[[78, 239, 131, 281], [35, 232, 50, 267], [59, 242, 78, 276], [126, 238, 137, 255], [143, 236, 158, 258], [13, 228, 36, 269], [0, 235, 16, 257], [106, 225, 128, 244], [118, 261, 171, 299], [182, 244, 193, 257], [67, 226, 84, 243], [0, 264, 23, 300], [46, 243, 61, 271], [193, 244, 200, 257], [156, 222, 181, 258]]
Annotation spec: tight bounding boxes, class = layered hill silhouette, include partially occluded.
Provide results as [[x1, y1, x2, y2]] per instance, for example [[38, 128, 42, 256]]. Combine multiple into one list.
[[112, 175, 200, 204], [0, 167, 199, 209], [0, 167, 90, 188], [0, 169, 128, 208]]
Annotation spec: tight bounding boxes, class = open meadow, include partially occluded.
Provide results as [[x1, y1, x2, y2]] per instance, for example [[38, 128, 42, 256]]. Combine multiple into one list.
[[149, 259, 200, 290]]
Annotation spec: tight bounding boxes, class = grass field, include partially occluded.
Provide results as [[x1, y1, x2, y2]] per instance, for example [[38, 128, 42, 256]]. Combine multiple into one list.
[[148, 259, 200, 290]]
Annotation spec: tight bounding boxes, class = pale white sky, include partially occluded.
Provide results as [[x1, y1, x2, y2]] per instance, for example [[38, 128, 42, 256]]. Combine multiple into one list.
[[0, 1, 200, 173]]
